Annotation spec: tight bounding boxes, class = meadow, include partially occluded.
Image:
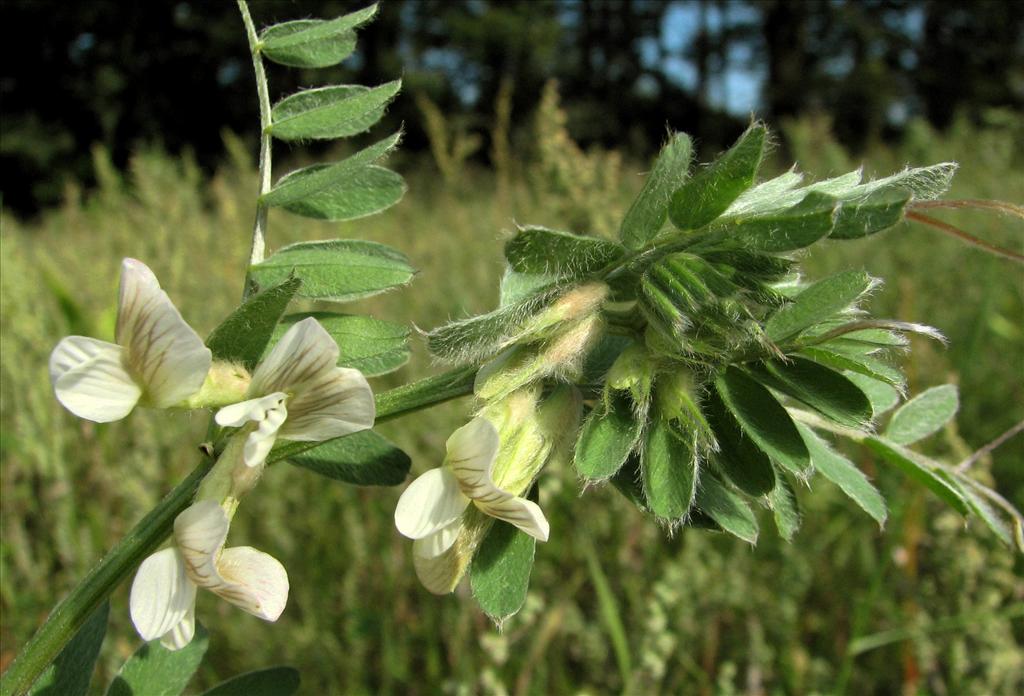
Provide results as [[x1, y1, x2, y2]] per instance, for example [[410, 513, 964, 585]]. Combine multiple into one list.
[[1, 99, 1022, 694]]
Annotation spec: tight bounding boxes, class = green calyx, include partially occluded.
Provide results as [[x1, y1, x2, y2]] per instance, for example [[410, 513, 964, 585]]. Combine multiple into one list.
[[182, 361, 252, 410]]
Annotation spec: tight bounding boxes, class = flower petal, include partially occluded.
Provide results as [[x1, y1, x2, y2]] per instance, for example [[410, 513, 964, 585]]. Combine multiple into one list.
[[211, 546, 290, 621], [159, 602, 196, 651], [174, 501, 289, 621], [412, 526, 463, 595], [116, 258, 211, 407], [50, 336, 142, 422], [215, 392, 288, 468], [215, 392, 288, 427], [279, 367, 375, 441], [394, 467, 469, 540], [476, 496, 551, 542], [445, 418, 501, 500], [243, 400, 287, 468], [175, 500, 229, 589], [129, 548, 197, 643], [251, 317, 338, 396], [412, 521, 461, 559]]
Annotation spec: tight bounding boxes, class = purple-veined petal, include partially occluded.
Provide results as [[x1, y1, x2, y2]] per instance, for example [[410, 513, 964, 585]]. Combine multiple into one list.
[[116, 258, 211, 407], [445, 418, 501, 499], [175, 500, 230, 588], [251, 317, 338, 396], [279, 367, 375, 441], [475, 496, 550, 542]]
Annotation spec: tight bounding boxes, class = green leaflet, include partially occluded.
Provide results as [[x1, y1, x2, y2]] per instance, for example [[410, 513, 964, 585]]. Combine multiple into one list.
[[843, 162, 958, 201], [267, 164, 405, 221], [288, 430, 410, 486], [270, 82, 400, 141], [765, 270, 876, 343], [29, 602, 108, 696], [796, 423, 887, 527], [470, 519, 536, 623], [574, 393, 642, 481], [957, 483, 1015, 548], [750, 357, 873, 429], [705, 391, 776, 497], [249, 240, 414, 303], [200, 668, 301, 696], [669, 124, 766, 230], [426, 285, 561, 363], [883, 384, 959, 445], [620, 132, 693, 248], [843, 372, 902, 418], [695, 473, 759, 544], [798, 346, 906, 391], [263, 133, 400, 206], [715, 367, 810, 475], [641, 417, 698, 520], [724, 191, 838, 252], [498, 268, 558, 307], [269, 312, 410, 377], [723, 170, 805, 217], [864, 436, 969, 514], [831, 187, 911, 239], [768, 472, 801, 541], [505, 226, 624, 278], [725, 170, 864, 217], [206, 278, 302, 371], [105, 625, 209, 696], [259, 5, 378, 68]]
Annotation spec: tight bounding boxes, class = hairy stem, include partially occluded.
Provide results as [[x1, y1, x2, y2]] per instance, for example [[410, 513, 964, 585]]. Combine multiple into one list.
[[238, 0, 274, 296], [0, 367, 477, 696]]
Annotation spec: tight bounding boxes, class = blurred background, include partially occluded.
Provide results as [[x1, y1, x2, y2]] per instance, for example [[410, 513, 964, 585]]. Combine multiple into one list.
[[1, 1, 1022, 694]]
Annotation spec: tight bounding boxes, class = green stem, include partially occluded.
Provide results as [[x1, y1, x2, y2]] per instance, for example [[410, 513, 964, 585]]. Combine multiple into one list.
[[0, 367, 477, 696], [238, 0, 273, 296]]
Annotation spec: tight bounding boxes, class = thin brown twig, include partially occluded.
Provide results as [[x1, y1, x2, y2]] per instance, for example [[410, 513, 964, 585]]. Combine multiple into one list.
[[905, 211, 1024, 263], [955, 419, 1024, 473], [910, 199, 1024, 219]]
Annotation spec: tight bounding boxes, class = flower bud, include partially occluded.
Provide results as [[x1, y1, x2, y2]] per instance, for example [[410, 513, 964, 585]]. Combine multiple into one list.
[[655, 369, 713, 447], [607, 342, 655, 409], [521, 282, 608, 341], [475, 314, 604, 401]]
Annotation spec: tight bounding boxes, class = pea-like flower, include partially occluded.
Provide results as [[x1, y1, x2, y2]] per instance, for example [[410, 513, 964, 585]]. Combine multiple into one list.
[[49, 259, 212, 422], [394, 417, 550, 560], [129, 500, 288, 650], [213, 317, 376, 470]]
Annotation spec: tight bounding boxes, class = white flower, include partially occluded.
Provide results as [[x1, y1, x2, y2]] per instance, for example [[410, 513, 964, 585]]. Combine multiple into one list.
[[213, 317, 375, 469], [394, 417, 550, 565], [49, 259, 211, 422], [129, 500, 288, 650]]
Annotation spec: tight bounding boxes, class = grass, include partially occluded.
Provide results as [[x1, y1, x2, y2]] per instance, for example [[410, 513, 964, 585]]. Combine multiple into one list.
[[1, 110, 1022, 695]]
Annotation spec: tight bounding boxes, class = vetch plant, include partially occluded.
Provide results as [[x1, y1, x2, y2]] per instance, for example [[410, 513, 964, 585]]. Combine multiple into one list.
[[2, 2, 1021, 695]]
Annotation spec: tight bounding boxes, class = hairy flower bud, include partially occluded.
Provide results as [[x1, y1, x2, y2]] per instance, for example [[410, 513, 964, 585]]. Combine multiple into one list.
[[521, 281, 608, 340], [607, 341, 656, 410]]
